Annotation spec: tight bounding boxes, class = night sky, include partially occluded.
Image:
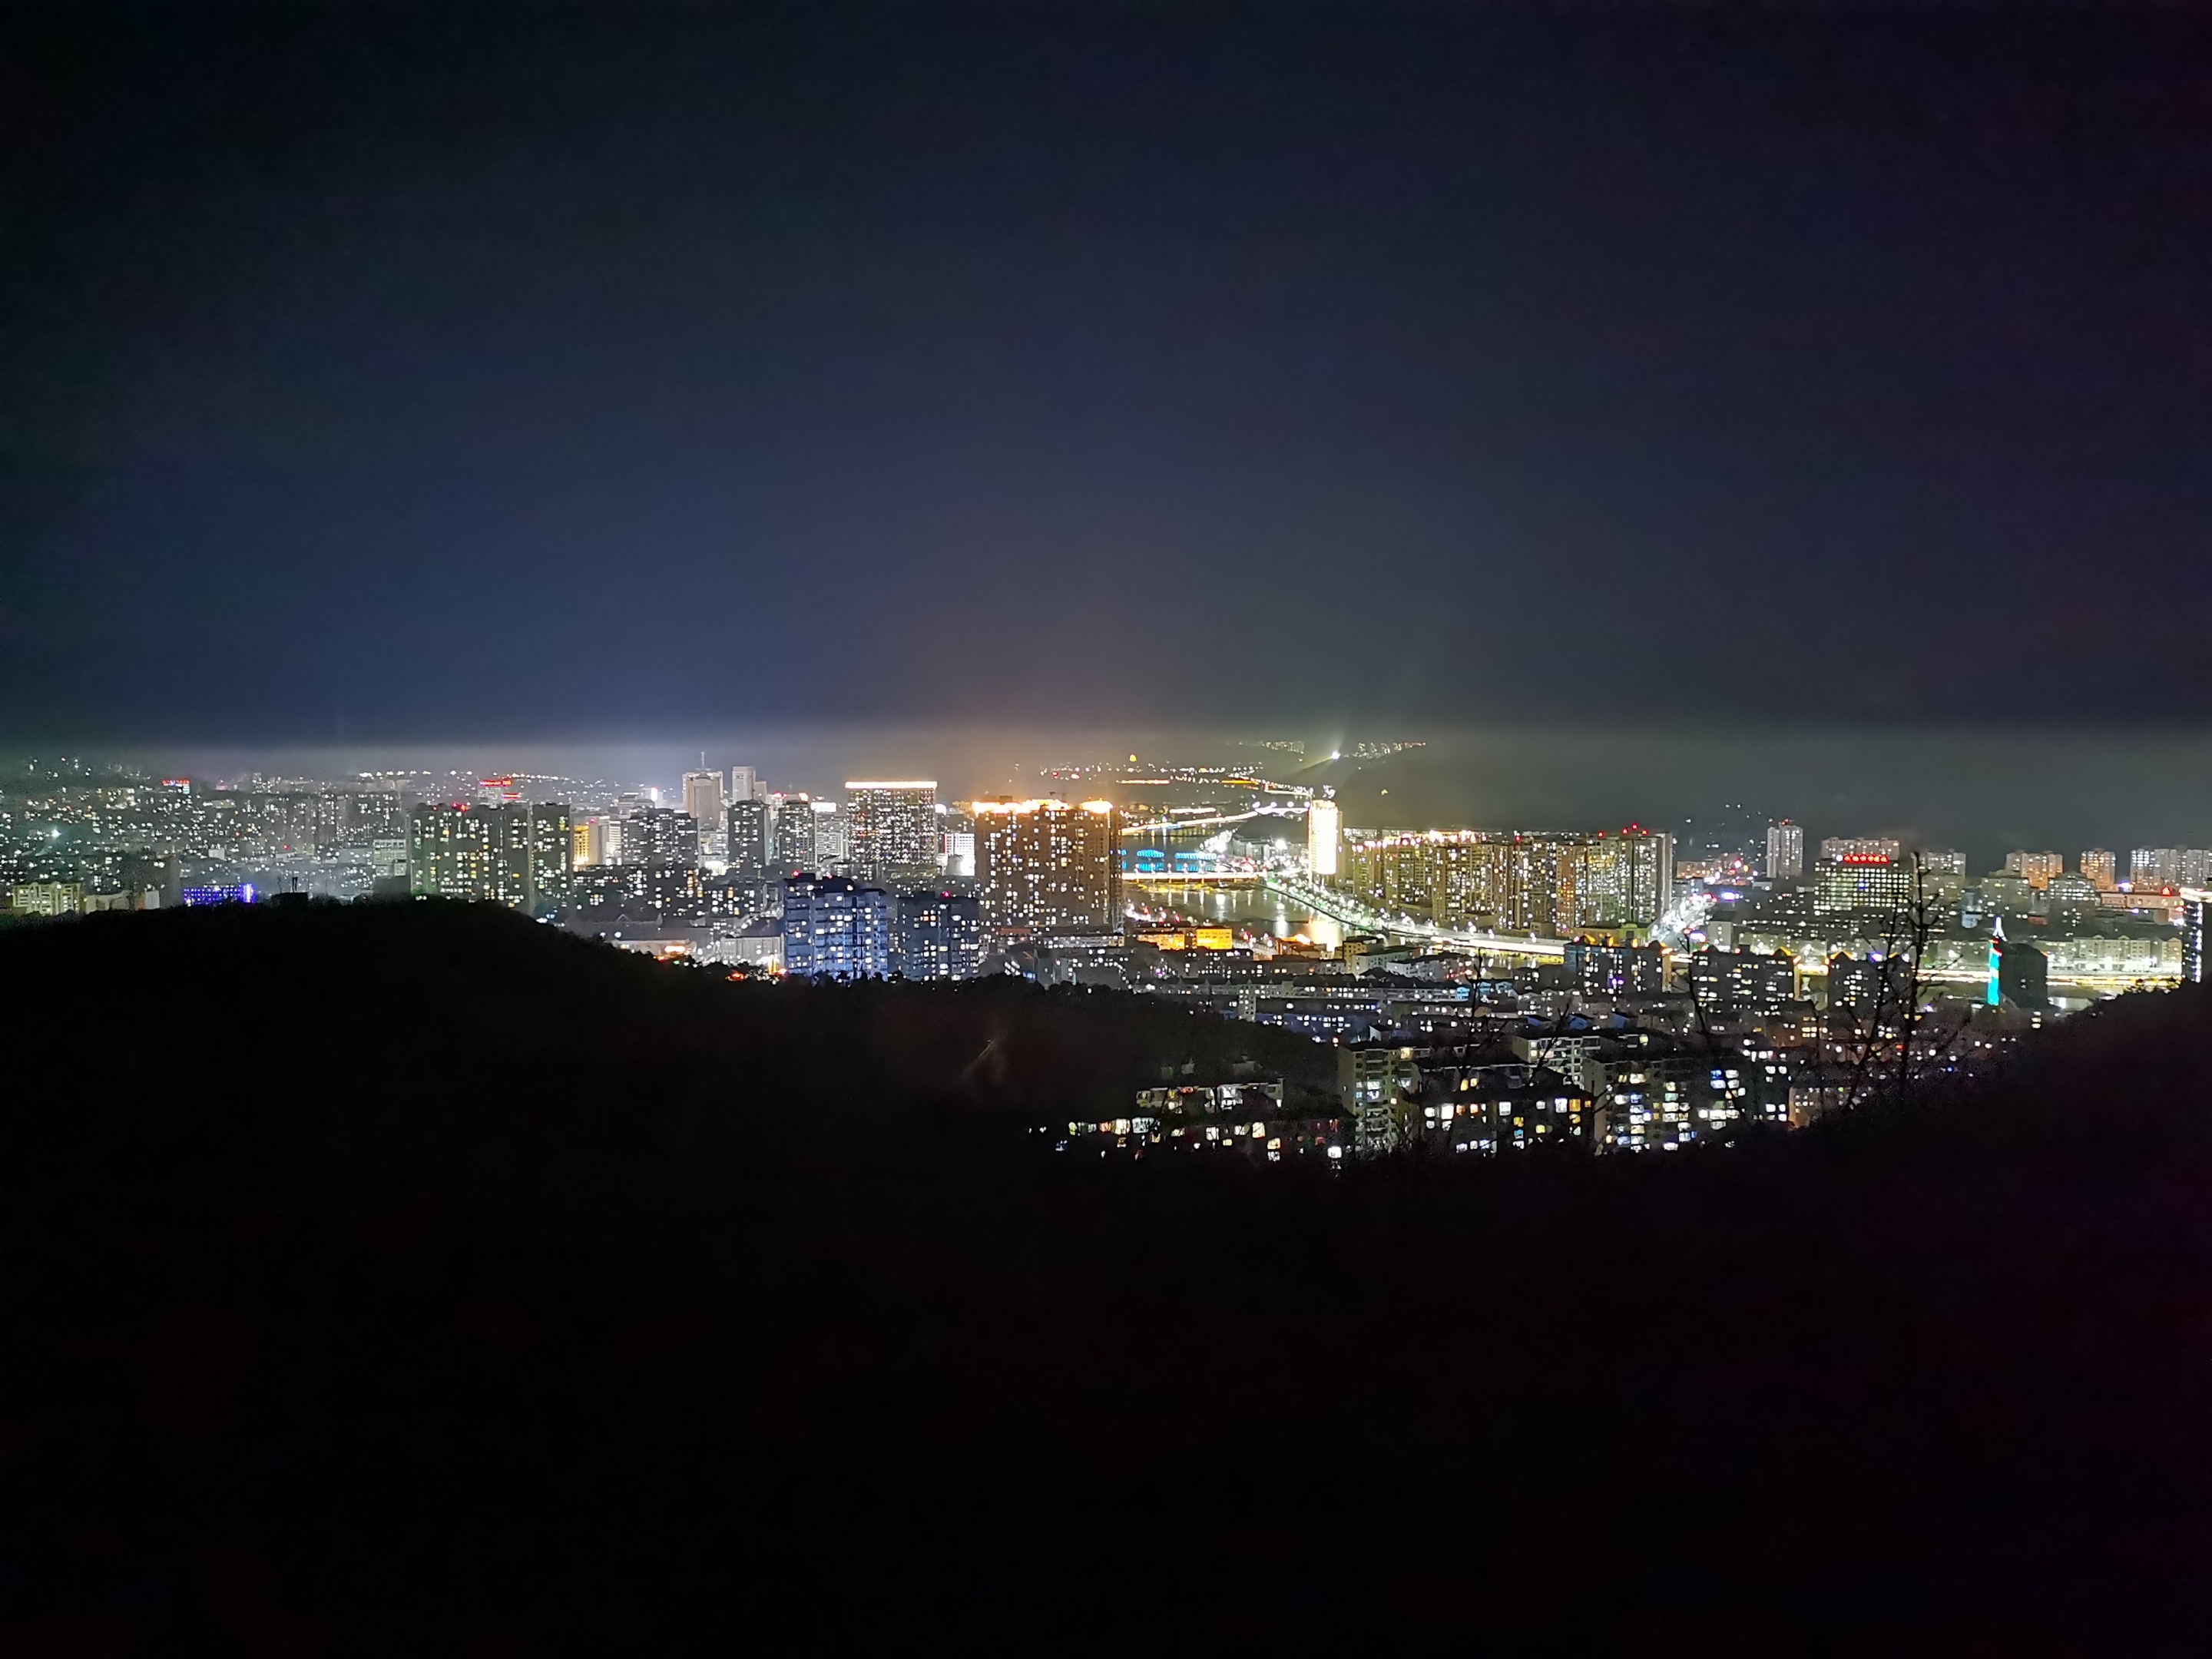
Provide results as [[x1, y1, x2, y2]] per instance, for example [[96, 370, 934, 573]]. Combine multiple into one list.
[[6, 6, 2210, 743]]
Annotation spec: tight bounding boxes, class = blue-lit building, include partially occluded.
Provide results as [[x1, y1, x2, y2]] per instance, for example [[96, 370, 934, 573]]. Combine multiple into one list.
[[181, 884, 257, 906], [782, 873, 890, 979], [890, 890, 985, 981]]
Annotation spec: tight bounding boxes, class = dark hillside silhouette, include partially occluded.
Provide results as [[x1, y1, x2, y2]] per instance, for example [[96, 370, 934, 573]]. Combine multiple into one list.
[[4, 903, 2210, 1653]]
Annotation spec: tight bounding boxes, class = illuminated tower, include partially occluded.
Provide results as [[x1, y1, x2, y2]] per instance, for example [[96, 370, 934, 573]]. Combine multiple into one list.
[[682, 770, 725, 851], [1307, 798, 1341, 879], [1764, 820, 1805, 882], [845, 781, 940, 888]]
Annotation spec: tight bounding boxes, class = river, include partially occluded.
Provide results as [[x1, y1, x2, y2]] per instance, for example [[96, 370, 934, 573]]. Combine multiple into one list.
[[1123, 881, 1344, 949]]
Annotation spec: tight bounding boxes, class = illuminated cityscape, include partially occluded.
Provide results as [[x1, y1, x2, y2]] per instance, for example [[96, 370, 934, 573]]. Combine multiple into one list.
[[6, 743, 2207, 1159], [9, 5, 2210, 1645]]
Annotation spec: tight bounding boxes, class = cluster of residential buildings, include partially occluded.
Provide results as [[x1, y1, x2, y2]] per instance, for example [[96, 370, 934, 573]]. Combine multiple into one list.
[[1706, 828, 2196, 988], [392, 770, 1126, 981], [1333, 824, 1676, 938]]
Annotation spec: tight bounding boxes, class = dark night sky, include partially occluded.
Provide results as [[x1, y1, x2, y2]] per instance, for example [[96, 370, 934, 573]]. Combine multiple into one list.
[[5, 5, 2210, 743]]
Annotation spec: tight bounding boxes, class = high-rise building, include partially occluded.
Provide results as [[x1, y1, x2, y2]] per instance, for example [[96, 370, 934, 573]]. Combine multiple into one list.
[[508, 803, 574, 914], [571, 819, 604, 868], [2184, 891, 2208, 984], [727, 797, 773, 877], [1307, 798, 1341, 879], [810, 800, 848, 866], [2043, 871, 2101, 923], [728, 766, 762, 804], [1764, 820, 1805, 882], [771, 794, 816, 870], [974, 799, 1123, 937], [845, 781, 939, 888], [1919, 849, 1967, 877], [1811, 849, 1914, 917], [2082, 849, 2118, 892], [682, 771, 724, 853], [2004, 850, 2064, 890], [409, 804, 492, 899], [2131, 848, 2173, 889], [1819, 836, 1901, 864], [1556, 828, 1672, 934], [940, 810, 975, 880], [1968, 870, 2035, 920], [408, 803, 572, 915], [623, 807, 700, 869], [781, 873, 889, 979], [890, 890, 986, 980]]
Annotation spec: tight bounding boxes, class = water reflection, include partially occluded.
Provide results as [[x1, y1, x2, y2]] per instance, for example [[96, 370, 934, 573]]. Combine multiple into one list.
[[1126, 881, 1339, 948]]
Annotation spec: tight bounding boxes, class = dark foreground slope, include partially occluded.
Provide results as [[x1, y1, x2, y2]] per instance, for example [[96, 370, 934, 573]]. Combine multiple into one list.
[[5, 905, 2211, 1654]]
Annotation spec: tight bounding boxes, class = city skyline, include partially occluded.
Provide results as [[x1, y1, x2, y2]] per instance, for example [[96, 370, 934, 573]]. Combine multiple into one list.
[[25, 720, 2212, 872]]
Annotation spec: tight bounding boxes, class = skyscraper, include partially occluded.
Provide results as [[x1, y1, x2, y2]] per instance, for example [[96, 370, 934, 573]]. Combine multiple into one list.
[[623, 807, 700, 869], [727, 797, 772, 877], [845, 781, 939, 888], [2082, 849, 2118, 892], [810, 800, 847, 866], [728, 766, 762, 804], [771, 794, 816, 871], [1307, 798, 1341, 879], [1764, 820, 1804, 882], [682, 770, 724, 854], [974, 799, 1123, 937], [781, 873, 890, 979]]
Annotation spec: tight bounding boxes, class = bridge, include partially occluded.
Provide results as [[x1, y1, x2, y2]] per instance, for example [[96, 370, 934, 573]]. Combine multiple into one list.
[[1119, 810, 1269, 836], [1264, 874, 1569, 960], [1123, 869, 1267, 886]]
